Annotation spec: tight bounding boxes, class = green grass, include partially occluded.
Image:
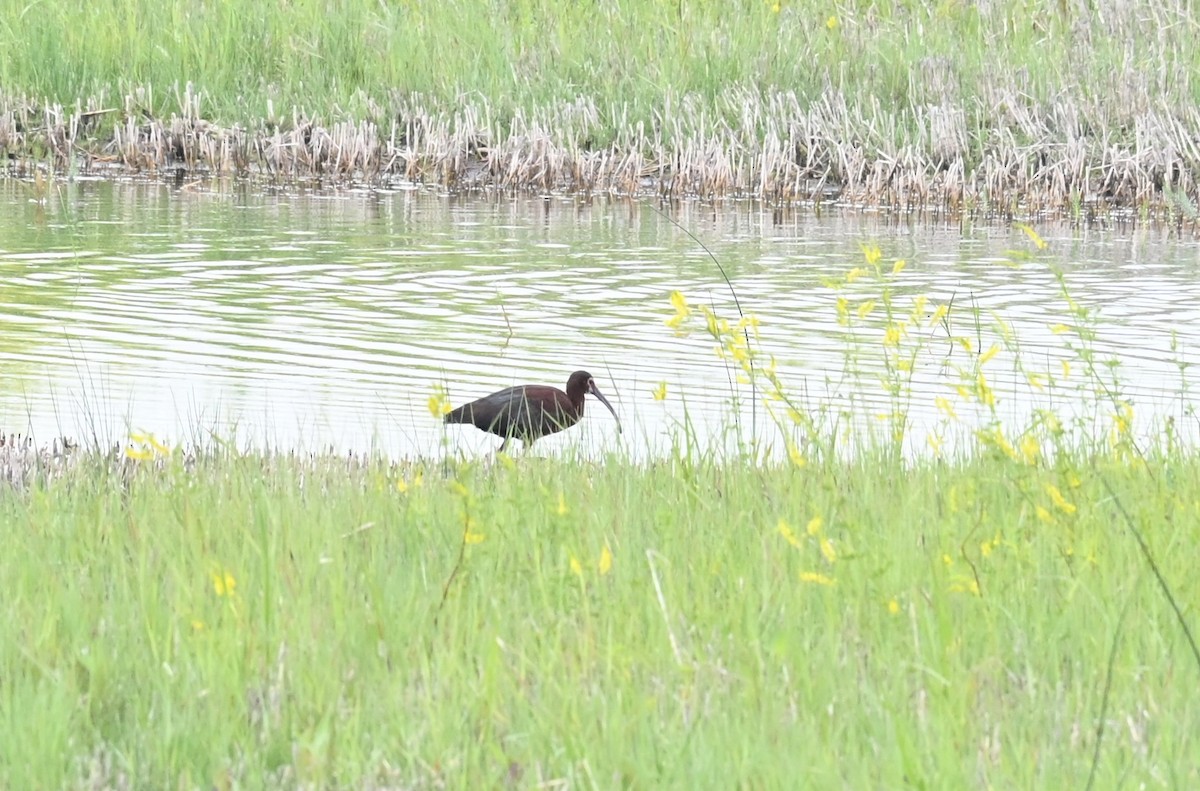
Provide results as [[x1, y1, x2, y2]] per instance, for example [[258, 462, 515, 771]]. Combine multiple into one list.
[[3, 0, 1199, 144], [7, 229, 1196, 788], [1, 441, 1198, 788], [1, 174, 1197, 786], [8, 0, 1200, 208]]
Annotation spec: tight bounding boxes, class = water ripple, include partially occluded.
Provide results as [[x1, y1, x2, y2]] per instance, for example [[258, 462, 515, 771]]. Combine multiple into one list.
[[1, 180, 1199, 458]]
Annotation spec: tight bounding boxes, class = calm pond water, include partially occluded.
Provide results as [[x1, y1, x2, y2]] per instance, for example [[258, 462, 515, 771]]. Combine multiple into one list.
[[1, 177, 1199, 460]]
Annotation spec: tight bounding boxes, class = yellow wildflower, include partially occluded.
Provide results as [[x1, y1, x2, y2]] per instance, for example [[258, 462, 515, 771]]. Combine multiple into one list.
[[806, 516, 824, 536], [778, 519, 803, 549], [948, 576, 980, 596], [929, 303, 948, 327], [786, 441, 807, 468], [736, 314, 762, 339], [911, 294, 928, 318], [428, 385, 452, 418], [127, 432, 171, 459], [819, 537, 837, 564], [976, 374, 996, 408], [1114, 402, 1134, 435], [800, 571, 835, 586], [397, 471, 423, 494], [598, 546, 613, 575], [861, 243, 883, 267], [666, 292, 692, 334], [981, 427, 1018, 461], [1017, 223, 1048, 250], [652, 381, 668, 401], [1046, 485, 1076, 515], [927, 434, 943, 455], [1020, 434, 1039, 465], [212, 570, 237, 597]]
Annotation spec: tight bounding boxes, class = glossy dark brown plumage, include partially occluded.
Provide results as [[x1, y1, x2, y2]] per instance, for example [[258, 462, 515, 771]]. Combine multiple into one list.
[[444, 370, 621, 452]]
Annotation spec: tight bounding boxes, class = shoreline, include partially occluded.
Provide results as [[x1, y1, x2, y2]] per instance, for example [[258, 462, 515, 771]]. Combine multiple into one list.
[[5, 87, 1200, 222]]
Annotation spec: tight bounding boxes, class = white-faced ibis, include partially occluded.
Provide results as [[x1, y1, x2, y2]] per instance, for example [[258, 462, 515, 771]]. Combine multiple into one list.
[[444, 370, 621, 452]]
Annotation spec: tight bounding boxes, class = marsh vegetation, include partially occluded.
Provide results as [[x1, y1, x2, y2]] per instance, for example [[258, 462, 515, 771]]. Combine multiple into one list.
[[3, 3, 1200, 786], [5, 0, 1200, 215]]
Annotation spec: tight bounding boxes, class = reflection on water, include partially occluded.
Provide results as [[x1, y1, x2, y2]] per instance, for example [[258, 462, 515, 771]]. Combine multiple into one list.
[[1, 177, 1199, 459]]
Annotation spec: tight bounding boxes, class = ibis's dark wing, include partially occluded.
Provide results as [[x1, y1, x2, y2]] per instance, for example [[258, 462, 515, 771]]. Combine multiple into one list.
[[444, 386, 531, 437], [445, 385, 575, 441]]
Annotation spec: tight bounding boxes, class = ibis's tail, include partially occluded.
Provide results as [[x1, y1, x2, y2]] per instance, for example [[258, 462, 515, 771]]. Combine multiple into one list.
[[443, 405, 470, 425]]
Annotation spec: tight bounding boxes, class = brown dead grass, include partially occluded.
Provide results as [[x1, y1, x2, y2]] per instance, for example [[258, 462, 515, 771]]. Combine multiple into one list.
[[4, 83, 1200, 219]]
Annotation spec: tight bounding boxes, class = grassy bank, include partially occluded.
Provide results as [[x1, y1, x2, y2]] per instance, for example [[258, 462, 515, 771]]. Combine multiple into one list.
[[1, 440, 1199, 788], [1, 243, 1198, 787], [3, 0, 1200, 214], [5, 232, 1199, 788]]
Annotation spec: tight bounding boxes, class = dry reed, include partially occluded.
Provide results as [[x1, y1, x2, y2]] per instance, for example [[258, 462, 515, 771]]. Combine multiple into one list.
[[5, 81, 1200, 219]]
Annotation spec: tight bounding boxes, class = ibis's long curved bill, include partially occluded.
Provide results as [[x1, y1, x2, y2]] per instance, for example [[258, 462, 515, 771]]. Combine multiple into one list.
[[588, 382, 622, 434]]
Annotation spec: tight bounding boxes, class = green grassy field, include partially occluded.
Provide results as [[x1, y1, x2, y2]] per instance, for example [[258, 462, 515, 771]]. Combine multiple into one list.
[[4, 0, 1200, 208], [2, 441, 1198, 788], [1, 225, 1197, 788], [4, 0, 1196, 129]]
